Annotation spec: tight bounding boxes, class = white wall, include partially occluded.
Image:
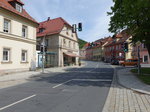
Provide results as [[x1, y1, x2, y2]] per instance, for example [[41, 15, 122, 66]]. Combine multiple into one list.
[[0, 9, 37, 73]]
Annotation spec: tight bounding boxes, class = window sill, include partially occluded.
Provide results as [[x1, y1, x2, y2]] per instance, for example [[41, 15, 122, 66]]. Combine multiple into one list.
[[1, 61, 13, 64], [20, 61, 29, 64]]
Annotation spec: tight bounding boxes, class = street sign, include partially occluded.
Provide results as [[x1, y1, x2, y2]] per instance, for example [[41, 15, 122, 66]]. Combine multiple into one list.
[[136, 41, 141, 46]]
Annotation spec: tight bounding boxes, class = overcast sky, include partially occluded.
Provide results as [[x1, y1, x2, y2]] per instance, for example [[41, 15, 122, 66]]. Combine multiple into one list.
[[22, 0, 114, 42]]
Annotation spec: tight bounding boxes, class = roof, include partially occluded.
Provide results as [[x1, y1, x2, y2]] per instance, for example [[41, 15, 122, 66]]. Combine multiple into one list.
[[116, 33, 122, 38], [37, 17, 71, 37], [8, 0, 24, 5], [104, 35, 129, 47], [0, 0, 38, 24], [83, 43, 90, 47]]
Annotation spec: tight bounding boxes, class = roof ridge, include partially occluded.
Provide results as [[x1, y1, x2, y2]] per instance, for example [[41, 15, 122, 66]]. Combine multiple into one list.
[[39, 17, 62, 23]]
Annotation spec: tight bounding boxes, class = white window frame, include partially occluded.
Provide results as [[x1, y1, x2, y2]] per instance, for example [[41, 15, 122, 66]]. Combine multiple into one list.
[[3, 19, 11, 33], [22, 25, 28, 38], [16, 3, 22, 12], [3, 48, 10, 62], [21, 50, 27, 62]]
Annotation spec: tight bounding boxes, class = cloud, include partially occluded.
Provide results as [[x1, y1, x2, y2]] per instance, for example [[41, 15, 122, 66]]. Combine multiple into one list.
[[22, 0, 114, 42]]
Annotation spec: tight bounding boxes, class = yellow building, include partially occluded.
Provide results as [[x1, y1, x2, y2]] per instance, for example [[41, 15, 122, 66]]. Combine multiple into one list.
[[92, 45, 102, 61], [0, 0, 38, 74]]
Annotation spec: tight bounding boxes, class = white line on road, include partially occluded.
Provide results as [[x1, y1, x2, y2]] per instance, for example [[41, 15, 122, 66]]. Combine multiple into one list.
[[87, 63, 99, 72], [52, 78, 112, 89], [72, 79, 112, 82], [52, 80, 72, 88], [0, 94, 36, 111]]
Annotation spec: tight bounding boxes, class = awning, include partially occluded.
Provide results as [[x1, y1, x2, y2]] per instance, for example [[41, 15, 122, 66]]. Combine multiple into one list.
[[63, 52, 80, 57]]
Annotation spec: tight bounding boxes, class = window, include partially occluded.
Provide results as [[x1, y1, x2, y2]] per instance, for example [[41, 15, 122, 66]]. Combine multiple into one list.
[[3, 48, 10, 62], [63, 39, 66, 47], [66, 28, 69, 35], [16, 3, 22, 12], [73, 42, 75, 49], [22, 25, 27, 38], [143, 55, 148, 63], [21, 50, 27, 62], [71, 34, 74, 37], [3, 19, 10, 33], [39, 28, 45, 33], [69, 41, 71, 48], [143, 44, 146, 48]]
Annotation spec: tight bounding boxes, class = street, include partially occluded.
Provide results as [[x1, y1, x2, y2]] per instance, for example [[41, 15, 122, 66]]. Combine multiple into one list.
[[0, 61, 113, 112]]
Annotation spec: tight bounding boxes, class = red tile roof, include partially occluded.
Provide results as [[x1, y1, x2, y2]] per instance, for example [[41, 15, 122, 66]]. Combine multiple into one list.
[[0, 0, 38, 24], [116, 33, 122, 38], [84, 43, 90, 47], [37, 17, 71, 37]]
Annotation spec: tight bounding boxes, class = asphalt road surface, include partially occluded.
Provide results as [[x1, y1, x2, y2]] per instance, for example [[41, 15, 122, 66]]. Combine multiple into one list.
[[0, 61, 114, 112]]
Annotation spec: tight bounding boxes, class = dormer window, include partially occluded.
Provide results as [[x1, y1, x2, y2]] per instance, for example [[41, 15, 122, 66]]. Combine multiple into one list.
[[39, 28, 45, 33], [16, 3, 22, 12]]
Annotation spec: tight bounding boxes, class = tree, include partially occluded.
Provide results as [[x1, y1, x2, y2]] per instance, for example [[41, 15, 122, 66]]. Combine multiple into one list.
[[108, 0, 150, 56], [78, 38, 87, 49]]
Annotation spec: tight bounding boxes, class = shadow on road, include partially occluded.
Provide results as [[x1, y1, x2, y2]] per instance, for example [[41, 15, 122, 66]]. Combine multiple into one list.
[[28, 67, 114, 87]]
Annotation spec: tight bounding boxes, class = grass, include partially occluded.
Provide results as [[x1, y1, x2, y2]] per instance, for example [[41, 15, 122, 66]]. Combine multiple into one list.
[[131, 68, 150, 85]]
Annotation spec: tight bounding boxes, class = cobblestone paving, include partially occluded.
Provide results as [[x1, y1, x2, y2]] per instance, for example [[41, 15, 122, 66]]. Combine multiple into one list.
[[103, 83, 150, 112]]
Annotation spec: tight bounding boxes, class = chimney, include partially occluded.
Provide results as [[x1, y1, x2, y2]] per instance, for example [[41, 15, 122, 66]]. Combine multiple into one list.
[[47, 17, 50, 21]]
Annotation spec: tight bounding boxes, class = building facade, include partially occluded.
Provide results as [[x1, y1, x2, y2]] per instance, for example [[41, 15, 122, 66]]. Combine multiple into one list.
[[132, 43, 150, 64], [104, 33, 130, 62], [37, 17, 79, 67], [0, 0, 38, 74]]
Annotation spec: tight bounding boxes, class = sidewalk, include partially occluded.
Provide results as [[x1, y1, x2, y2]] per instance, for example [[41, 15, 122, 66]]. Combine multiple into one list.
[[141, 64, 150, 68], [117, 68, 150, 95], [102, 67, 150, 112], [0, 65, 82, 89]]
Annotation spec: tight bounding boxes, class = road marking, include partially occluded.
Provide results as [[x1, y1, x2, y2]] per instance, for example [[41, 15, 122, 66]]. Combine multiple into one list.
[[52, 80, 72, 88], [67, 71, 112, 74], [87, 63, 99, 72], [72, 79, 112, 82], [0, 94, 36, 111], [52, 78, 112, 89]]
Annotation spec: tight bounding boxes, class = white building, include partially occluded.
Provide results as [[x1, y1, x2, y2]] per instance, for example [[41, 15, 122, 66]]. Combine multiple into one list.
[[0, 0, 38, 75], [37, 17, 80, 67]]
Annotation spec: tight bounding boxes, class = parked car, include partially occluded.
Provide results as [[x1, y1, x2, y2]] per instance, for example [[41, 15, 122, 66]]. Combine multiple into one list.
[[111, 60, 119, 65], [121, 59, 138, 66]]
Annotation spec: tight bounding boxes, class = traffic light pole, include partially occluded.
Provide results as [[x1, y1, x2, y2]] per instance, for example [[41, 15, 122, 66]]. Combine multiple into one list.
[[42, 35, 46, 73]]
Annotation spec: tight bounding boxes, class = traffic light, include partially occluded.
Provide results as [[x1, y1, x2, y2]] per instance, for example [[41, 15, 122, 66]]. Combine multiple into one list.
[[72, 24, 77, 33], [78, 23, 82, 31], [124, 42, 128, 52], [40, 46, 47, 53]]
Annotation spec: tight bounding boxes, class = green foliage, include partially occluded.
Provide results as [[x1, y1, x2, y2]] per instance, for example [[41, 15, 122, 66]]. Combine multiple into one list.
[[78, 38, 87, 49], [131, 68, 150, 85], [108, 0, 150, 55]]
